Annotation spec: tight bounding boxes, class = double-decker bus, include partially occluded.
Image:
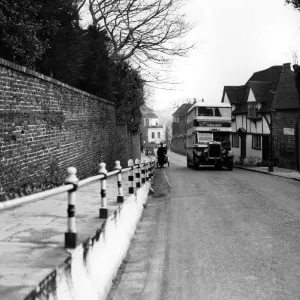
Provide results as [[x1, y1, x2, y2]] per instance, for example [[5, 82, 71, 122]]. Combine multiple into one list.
[[186, 102, 234, 170]]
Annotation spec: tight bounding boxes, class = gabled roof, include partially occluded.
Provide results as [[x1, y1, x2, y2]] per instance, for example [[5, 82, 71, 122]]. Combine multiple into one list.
[[231, 63, 300, 115], [172, 103, 193, 117], [249, 81, 274, 103], [232, 102, 247, 115], [246, 65, 282, 88], [140, 104, 158, 118], [248, 81, 274, 113], [223, 85, 247, 104]]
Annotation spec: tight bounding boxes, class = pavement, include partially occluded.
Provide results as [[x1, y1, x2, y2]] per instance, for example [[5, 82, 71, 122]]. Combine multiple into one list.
[[0, 155, 151, 300], [234, 163, 300, 182]]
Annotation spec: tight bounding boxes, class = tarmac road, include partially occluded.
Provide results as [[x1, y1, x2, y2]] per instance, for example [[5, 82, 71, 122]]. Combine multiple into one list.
[[108, 151, 300, 300]]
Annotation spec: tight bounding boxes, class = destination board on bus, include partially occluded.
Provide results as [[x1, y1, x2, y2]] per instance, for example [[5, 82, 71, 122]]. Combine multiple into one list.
[[207, 123, 222, 127], [193, 121, 231, 127]]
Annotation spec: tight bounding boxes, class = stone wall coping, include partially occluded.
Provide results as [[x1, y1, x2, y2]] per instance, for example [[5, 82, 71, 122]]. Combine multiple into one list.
[[0, 57, 115, 106]]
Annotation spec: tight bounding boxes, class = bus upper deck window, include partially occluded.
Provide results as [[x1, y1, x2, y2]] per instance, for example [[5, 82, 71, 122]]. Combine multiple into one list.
[[198, 107, 213, 116], [215, 108, 221, 116]]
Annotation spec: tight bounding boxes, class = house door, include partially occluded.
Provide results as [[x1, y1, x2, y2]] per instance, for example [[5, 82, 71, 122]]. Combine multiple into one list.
[[262, 136, 269, 163], [240, 135, 246, 159]]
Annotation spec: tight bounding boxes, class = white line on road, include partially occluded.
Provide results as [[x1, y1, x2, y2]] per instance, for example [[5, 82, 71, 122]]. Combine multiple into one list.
[[163, 171, 172, 188]]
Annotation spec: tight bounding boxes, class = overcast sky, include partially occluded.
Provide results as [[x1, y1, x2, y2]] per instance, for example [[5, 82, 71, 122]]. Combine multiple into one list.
[[151, 0, 300, 111]]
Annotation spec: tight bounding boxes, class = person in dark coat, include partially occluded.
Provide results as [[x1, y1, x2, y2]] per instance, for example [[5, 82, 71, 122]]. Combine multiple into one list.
[[157, 142, 167, 157]]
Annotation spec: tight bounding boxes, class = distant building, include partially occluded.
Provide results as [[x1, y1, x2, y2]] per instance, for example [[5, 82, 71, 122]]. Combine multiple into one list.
[[140, 104, 165, 145], [170, 102, 193, 154], [172, 103, 193, 137]]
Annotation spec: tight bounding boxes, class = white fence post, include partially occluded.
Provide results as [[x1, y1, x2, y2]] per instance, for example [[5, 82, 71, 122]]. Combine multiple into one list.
[[99, 162, 108, 219], [65, 167, 79, 249], [152, 159, 156, 177], [115, 161, 124, 203], [148, 161, 153, 181], [145, 159, 149, 182], [141, 160, 146, 184], [128, 159, 134, 194], [135, 158, 141, 189]]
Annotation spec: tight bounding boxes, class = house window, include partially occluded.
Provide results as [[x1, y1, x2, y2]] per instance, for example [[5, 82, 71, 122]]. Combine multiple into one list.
[[248, 102, 257, 118], [252, 135, 261, 150], [158, 132, 160, 138], [232, 134, 239, 148], [152, 132, 155, 139], [173, 116, 179, 123]]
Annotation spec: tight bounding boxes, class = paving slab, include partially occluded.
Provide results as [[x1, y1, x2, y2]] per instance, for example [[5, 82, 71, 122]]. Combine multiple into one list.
[[0, 155, 153, 300]]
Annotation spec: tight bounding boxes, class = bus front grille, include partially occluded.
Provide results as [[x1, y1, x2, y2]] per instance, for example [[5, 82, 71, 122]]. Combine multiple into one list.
[[208, 144, 221, 158]]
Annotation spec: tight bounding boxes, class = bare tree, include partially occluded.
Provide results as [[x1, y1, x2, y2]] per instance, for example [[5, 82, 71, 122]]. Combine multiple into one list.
[[76, 0, 87, 12], [168, 97, 195, 110], [87, 0, 194, 67], [292, 50, 299, 65]]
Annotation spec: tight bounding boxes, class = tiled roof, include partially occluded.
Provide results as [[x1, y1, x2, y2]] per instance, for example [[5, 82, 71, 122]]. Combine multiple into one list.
[[249, 81, 274, 113], [273, 63, 300, 110], [223, 85, 247, 104], [140, 104, 158, 118], [249, 81, 274, 103], [246, 65, 282, 88], [172, 103, 193, 116], [231, 64, 299, 114], [144, 111, 158, 118], [232, 102, 247, 115]]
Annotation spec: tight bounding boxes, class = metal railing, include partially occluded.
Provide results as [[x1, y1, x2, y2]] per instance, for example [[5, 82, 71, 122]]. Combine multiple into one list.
[[0, 158, 156, 249]]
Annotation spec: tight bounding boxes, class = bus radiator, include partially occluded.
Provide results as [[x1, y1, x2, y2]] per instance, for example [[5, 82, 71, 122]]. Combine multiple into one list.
[[208, 143, 221, 158]]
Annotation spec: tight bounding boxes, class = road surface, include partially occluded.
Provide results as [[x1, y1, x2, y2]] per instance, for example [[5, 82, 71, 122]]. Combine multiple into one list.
[[108, 151, 300, 300]]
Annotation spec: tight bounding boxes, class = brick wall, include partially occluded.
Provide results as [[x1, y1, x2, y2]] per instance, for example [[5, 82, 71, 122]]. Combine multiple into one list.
[[0, 58, 132, 201], [273, 110, 300, 169]]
